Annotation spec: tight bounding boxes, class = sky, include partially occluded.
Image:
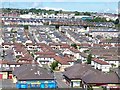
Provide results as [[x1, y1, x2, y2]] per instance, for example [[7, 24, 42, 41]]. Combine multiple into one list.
[[1, 0, 120, 13]]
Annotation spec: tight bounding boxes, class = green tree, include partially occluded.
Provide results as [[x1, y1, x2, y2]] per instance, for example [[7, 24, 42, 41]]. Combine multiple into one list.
[[71, 43, 77, 49], [24, 25, 29, 30], [114, 19, 119, 24], [55, 11, 59, 15], [83, 12, 91, 16], [84, 50, 90, 53], [87, 54, 92, 64], [50, 61, 59, 70], [74, 11, 80, 16]]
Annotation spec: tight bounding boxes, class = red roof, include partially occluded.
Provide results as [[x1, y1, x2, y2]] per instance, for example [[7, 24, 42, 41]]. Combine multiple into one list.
[[35, 51, 55, 55], [93, 44, 112, 47], [26, 43, 35, 46], [78, 43, 91, 47], [38, 55, 55, 58], [64, 56, 74, 62], [49, 43, 70, 48], [92, 58, 109, 65], [0, 60, 8, 64], [36, 43, 47, 46], [60, 44, 70, 48], [69, 47, 80, 53], [115, 44, 120, 47], [54, 56, 70, 65], [101, 44, 112, 47]]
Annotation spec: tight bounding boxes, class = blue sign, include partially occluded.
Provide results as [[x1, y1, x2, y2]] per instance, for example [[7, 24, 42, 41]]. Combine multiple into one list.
[[40, 83, 45, 88], [16, 80, 57, 89], [16, 83, 28, 89]]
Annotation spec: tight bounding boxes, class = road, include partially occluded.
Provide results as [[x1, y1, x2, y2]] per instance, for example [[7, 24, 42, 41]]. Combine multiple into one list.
[[54, 72, 70, 88]]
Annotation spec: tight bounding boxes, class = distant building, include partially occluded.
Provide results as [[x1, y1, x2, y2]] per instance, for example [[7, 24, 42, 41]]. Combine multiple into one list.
[[74, 15, 93, 20]]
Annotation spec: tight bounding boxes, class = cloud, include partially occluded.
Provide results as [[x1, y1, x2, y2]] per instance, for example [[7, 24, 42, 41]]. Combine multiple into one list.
[[30, 2, 42, 8], [41, 7, 66, 11]]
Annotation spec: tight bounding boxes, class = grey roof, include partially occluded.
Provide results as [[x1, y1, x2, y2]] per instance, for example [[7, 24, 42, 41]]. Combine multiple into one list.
[[64, 64, 119, 84], [13, 64, 54, 80]]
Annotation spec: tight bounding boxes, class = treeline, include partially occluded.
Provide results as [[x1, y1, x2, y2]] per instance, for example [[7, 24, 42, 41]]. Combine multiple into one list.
[[1, 8, 94, 16]]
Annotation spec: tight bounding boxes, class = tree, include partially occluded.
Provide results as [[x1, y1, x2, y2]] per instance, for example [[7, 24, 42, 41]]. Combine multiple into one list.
[[24, 25, 29, 30], [83, 12, 91, 16], [84, 50, 90, 53], [114, 19, 119, 24], [50, 61, 58, 70], [55, 25, 60, 29], [71, 43, 77, 49], [55, 11, 59, 15], [75, 11, 80, 16], [87, 54, 92, 64]]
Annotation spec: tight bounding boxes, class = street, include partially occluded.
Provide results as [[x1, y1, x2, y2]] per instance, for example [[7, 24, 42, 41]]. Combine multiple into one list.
[[54, 72, 70, 88]]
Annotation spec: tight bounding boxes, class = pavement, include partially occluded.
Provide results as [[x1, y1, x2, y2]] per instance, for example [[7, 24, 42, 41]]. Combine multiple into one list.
[[54, 72, 70, 88], [0, 79, 16, 89]]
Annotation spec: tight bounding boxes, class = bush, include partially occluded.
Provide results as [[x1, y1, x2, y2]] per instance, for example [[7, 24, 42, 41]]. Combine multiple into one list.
[[50, 61, 59, 70], [71, 43, 77, 49], [87, 54, 92, 64], [24, 25, 29, 30]]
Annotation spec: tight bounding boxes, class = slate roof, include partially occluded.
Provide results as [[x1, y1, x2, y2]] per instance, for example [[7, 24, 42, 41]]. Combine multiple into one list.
[[64, 64, 119, 84], [13, 64, 54, 80]]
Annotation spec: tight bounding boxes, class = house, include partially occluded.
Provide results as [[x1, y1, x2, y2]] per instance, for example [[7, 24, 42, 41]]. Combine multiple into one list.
[[35, 52, 55, 65], [13, 64, 57, 89], [105, 56, 120, 67], [90, 28, 118, 38], [12, 43, 34, 64], [63, 47, 81, 60], [0, 60, 21, 79], [69, 47, 80, 60], [54, 55, 74, 71], [63, 64, 120, 89], [25, 43, 37, 51], [35, 54, 55, 65], [49, 43, 61, 50], [2, 43, 14, 50], [0, 60, 8, 68], [79, 52, 88, 63], [0, 67, 13, 79], [7, 61, 22, 69], [91, 58, 111, 72], [0, 60, 13, 79], [49, 43, 70, 51], [90, 47, 119, 67], [78, 43, 91, 52]]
